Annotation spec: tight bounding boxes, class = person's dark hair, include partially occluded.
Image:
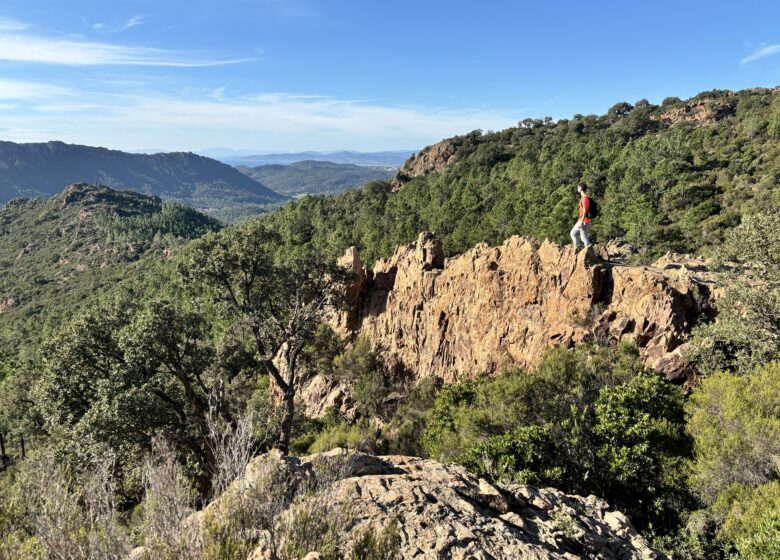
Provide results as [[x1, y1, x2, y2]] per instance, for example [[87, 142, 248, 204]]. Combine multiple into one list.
[[577, 182, 587, 191]]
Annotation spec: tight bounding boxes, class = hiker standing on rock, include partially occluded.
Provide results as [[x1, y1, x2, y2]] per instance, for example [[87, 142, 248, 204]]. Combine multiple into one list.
[[570, 182, 592, 250]]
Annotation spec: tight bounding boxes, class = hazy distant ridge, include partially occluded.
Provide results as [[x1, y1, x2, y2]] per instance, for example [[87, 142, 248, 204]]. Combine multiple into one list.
[[0, 140, 288, 208], [219, 150, 415, 167]]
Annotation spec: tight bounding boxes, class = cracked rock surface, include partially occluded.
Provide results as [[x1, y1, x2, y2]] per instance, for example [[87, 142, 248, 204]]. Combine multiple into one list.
[[331, 233, 714, 385], [240, 449, 666, 560]]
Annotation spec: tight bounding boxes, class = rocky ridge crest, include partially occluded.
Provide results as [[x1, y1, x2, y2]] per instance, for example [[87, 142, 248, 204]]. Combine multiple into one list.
[[332, 233, 714, 385]]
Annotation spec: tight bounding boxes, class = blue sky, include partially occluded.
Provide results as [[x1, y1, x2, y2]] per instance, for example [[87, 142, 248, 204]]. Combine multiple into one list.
[[0, 0, 778, 152]]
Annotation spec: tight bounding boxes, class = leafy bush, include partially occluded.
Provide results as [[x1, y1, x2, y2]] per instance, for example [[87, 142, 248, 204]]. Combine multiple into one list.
[[690, 211, 780, 375], [34, 297, 223, 498], [421, 344, 692, 533], [308, 420, 376, 454], [458, 425, 560, 485], [717, 481, 780, 559], [593, 371, 693, 532], [686, 363, 780, 503], [333, 337, 389, 418], [379, 377, 438, 456]]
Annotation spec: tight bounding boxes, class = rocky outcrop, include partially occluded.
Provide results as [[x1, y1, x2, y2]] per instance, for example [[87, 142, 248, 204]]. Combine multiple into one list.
[[391, 141, 457, 191], [334, 233, 714, 383], [211, 449, 666, 559], [655, 99, 735, 126], [0, 296, 21, 314]]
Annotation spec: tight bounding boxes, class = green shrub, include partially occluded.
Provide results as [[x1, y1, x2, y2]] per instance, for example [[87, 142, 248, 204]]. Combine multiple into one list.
[[652, 510, 722, 560], [421, 344, 692, 533], [719, 481, 780, 559], [351, 520, 401, 560], [458, 425, 561, 485], [594, 371, 692, 532], [379, 377, 438, 456], [308, 420, 375, 454], [686, 363, 780, 503], [333, 337, 388, 418], [420, 379, 477, 461], [690, 211, 780, 375], [422, 344, 640, 469]]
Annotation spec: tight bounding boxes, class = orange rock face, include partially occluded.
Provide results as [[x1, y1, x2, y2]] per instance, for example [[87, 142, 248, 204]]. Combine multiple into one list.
[[390, 141, 457, 191], [334, 233, 713, 383]]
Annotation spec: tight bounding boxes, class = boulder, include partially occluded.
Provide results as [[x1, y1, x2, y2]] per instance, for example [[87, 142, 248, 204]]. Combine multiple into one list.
[[225, 450, 667, 559], [0, 296, 21, 314]]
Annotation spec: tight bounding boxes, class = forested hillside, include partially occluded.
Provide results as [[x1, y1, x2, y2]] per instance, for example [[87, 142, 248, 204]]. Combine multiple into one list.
[[0, 141, 288, 208], [236, 160, 395, 197], [0, 183, 219, 369], [1, 88, 780, 559], [263, 87, 780, 264]]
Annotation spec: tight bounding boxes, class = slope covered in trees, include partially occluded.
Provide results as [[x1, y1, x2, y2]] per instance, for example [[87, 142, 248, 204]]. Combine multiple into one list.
[[0, 141, 288, 208], [236, 160, 395, 197], [2, 88, 780, 559], [263, 87, 780, 265], [0, 183, 220, 370]]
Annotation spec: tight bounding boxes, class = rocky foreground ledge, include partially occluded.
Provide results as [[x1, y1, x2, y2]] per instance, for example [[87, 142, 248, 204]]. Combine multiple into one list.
[[203, 449, 664, 560]]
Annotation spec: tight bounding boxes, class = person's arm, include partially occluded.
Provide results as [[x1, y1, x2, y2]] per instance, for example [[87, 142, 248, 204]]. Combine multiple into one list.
[[582, 196, 590, 219]]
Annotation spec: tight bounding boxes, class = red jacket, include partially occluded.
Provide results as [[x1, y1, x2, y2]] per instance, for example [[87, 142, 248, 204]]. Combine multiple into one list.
[[578, 196, 591, 224]]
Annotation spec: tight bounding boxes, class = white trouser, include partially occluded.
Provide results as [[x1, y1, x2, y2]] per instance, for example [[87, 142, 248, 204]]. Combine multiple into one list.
[[570, 221, 590, 248]]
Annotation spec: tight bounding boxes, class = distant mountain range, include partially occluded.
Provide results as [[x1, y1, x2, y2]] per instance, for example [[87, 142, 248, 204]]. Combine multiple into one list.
[[218, 150, 415, 167], [236, 160, 396, 197], [0, 141, 288, 208]]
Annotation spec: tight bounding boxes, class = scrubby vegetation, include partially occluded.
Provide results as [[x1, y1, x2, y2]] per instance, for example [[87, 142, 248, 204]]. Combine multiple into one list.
[[0, 185, 221, 374], [204, 202, 286, 224], [2, 87, 780, 558], [263, 88, 780, 264], [418, 345, 692, 534]]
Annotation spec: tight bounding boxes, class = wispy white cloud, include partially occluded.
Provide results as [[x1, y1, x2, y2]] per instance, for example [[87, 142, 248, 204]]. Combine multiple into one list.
[[117, 15, 146, 32], [92, 15, 147, 34], [0, 79, 70, 100], [741, 44, 780, 64], [0, 88, 521, 151], [0, 20, 255, 66]]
